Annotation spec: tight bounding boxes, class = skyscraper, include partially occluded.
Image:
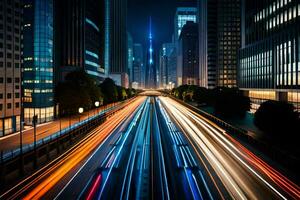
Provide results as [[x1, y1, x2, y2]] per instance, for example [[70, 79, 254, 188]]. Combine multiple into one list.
[[159, 43, 176, 89], [173, 7, 197, 87], [159, 48, 168, 88], [133, 43, 143, 88], [174, 7, 197, 41], [128, 32, 133, 85], [198, 0, 241, 88], [238, 0, 300, 111], [109, 0, 128, 87], [168, 48, 177, 88], [146, 18, 157, 89], [104, 0, 110, 77], [177, 21, 199, 86], [0, 0, 22, 136], [55, 0, 105, 82], [23, 0, 54, 124]]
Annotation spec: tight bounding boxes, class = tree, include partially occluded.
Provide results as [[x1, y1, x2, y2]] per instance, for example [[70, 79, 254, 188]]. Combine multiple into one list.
[[192, 87, 209, 104], [117, 86, 128, 101], [214, 87, 250, 118], [56, 82, 91, 115], [173, 85, 189, 100], [64, 70, 103, 107], [254, 100, 299, 138], [99, 78, 118, 104], [126, 88, 136, 98], [56, 70, 104, 115]]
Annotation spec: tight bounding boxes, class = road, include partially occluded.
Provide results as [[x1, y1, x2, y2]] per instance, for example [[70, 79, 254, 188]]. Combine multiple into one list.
[[159, 96, 300, 200], [54, 96, 214, 200], [1, 95, 299, 200], [0, 97, 146, 200]]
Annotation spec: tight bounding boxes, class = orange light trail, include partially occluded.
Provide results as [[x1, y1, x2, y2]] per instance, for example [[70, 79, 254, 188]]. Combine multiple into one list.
[[19, 97, 146, 200]]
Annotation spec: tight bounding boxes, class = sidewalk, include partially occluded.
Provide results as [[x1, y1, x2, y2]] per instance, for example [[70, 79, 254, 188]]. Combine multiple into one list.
[[0, 103, 118, 152]]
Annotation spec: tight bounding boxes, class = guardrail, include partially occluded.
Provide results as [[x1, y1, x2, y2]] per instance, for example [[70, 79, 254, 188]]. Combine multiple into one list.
[[0, 100, 130, 164]]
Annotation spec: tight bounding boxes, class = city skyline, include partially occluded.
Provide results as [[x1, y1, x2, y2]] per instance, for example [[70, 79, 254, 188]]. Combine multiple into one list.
[[0, 0, 299, 199]]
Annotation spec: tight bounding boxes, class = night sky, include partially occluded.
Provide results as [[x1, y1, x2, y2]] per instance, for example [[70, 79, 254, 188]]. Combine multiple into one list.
[[128, 0, 196, 48]]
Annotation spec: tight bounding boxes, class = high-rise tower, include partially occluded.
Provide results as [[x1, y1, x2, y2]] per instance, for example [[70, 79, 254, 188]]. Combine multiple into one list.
[[55, 0, 105, 82], [198, 0, 241, 88], [238, 0, 300, 111], [109, 0, 128, 87], [0, 0, 22, 135], [23, 0, 55, 125], [146, 17, 156, 89]]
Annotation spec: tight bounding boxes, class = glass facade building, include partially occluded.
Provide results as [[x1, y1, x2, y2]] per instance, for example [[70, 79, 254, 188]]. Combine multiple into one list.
[[198, 0, 241, 88], [128, 32, 133, 85], [132, 43, 143, 89], [84, 0, 105, 79], [159, 43, 177, 88], [55, 0, 105, 82], [174, 7, 197, 41], [238, 0, 300, 111], [0, 0, 22, 136], [23, 0, 54, 124]]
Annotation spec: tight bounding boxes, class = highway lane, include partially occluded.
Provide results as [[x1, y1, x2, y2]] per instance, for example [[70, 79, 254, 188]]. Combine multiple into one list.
[[55, 96, 213, 200], [0, 97, 146, 200], [159, 96, 300, 200], [155, 97, 215, 200], [72, 97, 169, 200]]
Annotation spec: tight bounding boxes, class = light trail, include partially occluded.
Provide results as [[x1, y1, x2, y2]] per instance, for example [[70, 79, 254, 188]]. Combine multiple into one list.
[[1, 97, 146, 200], [156, 98, 214, 200], [97, 98, 149, 199], [86, 174, 102, 200], [159, 96, 300, 200]]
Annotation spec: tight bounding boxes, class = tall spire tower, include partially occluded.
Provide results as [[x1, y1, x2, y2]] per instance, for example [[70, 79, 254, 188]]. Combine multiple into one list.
[[146, 17, 156, 89]]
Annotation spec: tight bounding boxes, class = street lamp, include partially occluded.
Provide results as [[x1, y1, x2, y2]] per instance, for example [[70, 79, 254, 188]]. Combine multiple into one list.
[[78, 107, 84, 122], [95, 101, 100, 116], [57, 103, 62, 136]]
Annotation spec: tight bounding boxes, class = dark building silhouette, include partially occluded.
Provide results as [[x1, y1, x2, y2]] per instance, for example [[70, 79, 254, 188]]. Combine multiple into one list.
[[108, 0, 128, 87], [177, 21, 199, 86], [238, 0, 300, 111], [54, 0, 105, 83]]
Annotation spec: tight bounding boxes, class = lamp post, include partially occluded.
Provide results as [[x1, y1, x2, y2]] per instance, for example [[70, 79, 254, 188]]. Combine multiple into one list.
[[95, 101, 100, 116], [57, 103, 62, 136], [68, 109, 71, 128], [32, 115, 38, 168], [78, 107, 84, 122]]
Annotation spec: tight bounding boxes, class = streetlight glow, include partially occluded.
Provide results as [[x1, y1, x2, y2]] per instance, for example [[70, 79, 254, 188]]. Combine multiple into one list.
[[78, 107, 84, 114]]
